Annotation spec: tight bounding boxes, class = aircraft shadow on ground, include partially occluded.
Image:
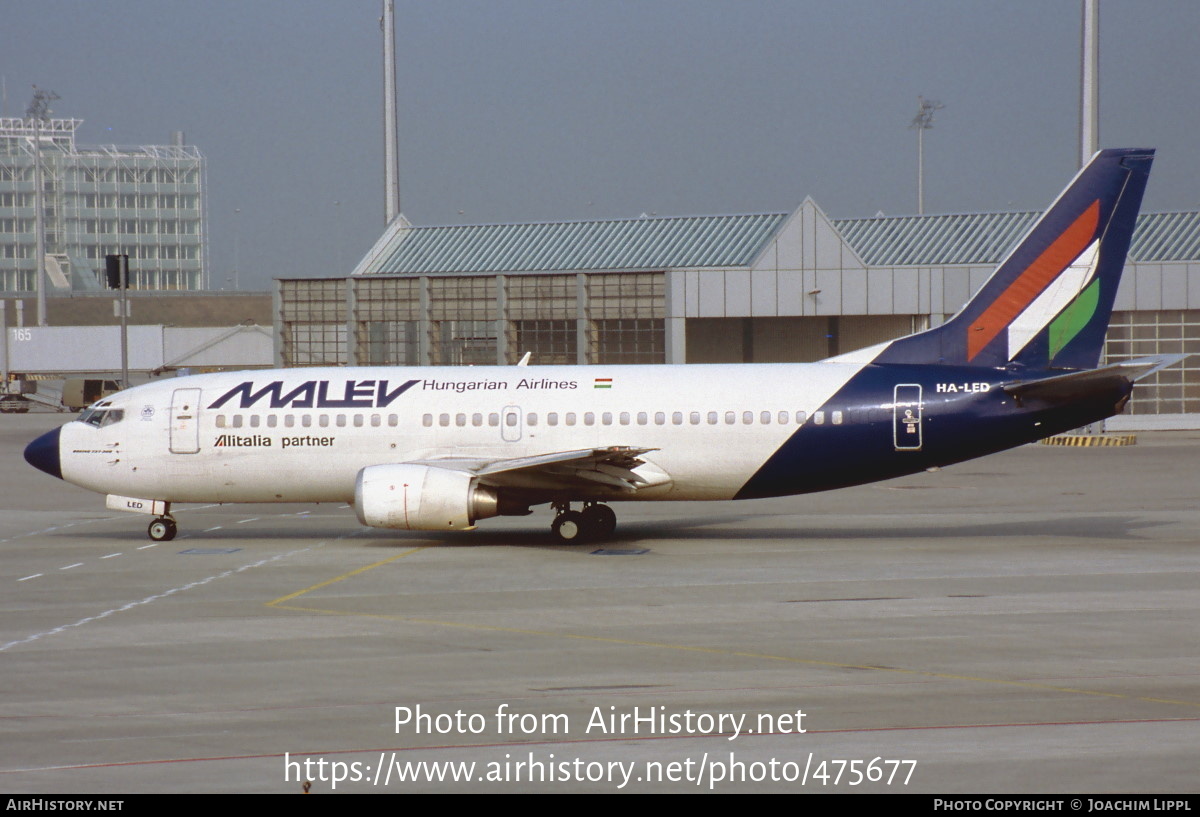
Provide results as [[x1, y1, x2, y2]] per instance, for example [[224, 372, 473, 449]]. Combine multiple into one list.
[[353, 513, 1162, 549], [53, 512, 1161, 548]]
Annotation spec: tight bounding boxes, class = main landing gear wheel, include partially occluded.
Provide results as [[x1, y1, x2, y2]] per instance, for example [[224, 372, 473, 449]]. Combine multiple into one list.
[[580, 504, 617, 540], [148, 517, 177, 542], [550, 503, 617, 543], [551, 511, 586, 543]]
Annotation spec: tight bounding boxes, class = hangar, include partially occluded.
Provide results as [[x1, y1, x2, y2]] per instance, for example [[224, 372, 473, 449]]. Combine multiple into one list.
[[275, 199, 1200, 429]]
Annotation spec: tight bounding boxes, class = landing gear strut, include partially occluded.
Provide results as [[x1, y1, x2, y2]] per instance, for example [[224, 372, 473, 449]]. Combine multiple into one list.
[[148, 516, 177, 542], [550, 502, 616, 543]]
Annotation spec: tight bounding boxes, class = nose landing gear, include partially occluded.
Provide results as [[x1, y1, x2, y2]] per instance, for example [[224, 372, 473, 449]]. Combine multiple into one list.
[[550, 502, 617, 543]]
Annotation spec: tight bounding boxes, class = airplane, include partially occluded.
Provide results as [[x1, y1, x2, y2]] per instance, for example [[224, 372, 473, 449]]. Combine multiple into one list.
[[24, 148, 1183, 544]]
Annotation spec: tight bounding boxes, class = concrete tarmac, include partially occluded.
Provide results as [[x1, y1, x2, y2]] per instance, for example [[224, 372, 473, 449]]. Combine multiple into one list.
[[1, 412, 1198, 793]]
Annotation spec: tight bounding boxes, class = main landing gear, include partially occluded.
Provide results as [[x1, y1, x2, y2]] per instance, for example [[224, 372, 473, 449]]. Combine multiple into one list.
[[148, 516, 178, 542], [550, 502, 617, 543]]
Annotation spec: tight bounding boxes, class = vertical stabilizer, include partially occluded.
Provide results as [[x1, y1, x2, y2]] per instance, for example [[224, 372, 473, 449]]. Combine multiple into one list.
[[875, 148, 1154, 370]]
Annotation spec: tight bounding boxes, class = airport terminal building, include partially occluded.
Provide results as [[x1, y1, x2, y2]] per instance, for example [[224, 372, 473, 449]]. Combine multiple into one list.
[[0, 117, 206, 292], [276, 200, 1200, 428]]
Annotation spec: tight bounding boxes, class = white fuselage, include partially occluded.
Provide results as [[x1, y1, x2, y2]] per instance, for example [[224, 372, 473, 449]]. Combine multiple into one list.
[[58, 361, 872, 505]]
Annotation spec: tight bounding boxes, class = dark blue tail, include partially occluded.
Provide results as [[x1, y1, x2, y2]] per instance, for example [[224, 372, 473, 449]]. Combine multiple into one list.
[[875, 148, 1154, 370]]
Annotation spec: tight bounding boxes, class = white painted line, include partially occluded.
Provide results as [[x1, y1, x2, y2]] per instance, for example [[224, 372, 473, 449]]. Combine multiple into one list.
[[204, 526, 223, 532], [18, 574, 42, 582], [2, 544, 318, 653], [101, 552, 122, 559], [60, 563, 83, 571], [137, 543, 158, 550], [237, 518, 259, 524]]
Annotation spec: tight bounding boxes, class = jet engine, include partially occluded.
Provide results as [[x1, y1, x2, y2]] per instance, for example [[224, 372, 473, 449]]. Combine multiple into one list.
[[353, 464, 500, 530]]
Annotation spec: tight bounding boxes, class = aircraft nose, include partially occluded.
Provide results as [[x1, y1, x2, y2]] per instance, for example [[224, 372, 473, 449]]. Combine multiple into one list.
[[24, 427, 62, 480]]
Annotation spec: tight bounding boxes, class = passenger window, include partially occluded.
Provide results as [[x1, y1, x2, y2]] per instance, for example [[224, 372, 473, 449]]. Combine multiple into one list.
[[422, 414, 433, 428], [472, 413, 483, 427], [584, 412, 595, 426], [725, 411, 735, 425], [354, 414, 364, 427], [671, 411, 683, 425], [439, 414, 450, 427], [336, 415, 347, 428], [455, 413, 466, 427], [689, 411, 700, 425], [249, 415, 260, 428], [527, 413, 538, 426], [506, 412, 517, 427], [548, 412, 558, 426], [637, 412, 648, 425], [267, 415, 278, 428], [371, 414, 381, 427], [302, 414, 313, 428], [654, 412, 665, 425], [602, 412, 613, 425], [232, 415, 244, 428], [795, 410, 807, 424], [284, 414, 295, 428], [388, 414, 398, 427], [832, 410, 843, 425], [742, 411, 753, 425], [216, 415, 226, 428], [619, 412, 630, 425], [708, 411, 718, 425], [760, 411, 771, 425], [319, 415, 330, 428], [813, 411, 825, 425], [778, 411, 788, 425], [565, 412, 576, 426], [488, 413, 499, 427]]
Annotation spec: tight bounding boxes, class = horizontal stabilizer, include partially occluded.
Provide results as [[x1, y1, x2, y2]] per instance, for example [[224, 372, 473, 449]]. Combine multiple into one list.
[[1002, 355, 1187, 403]]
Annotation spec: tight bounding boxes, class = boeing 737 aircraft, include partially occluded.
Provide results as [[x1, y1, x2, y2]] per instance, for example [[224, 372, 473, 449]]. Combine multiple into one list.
[[25, 149, 1181, 543]]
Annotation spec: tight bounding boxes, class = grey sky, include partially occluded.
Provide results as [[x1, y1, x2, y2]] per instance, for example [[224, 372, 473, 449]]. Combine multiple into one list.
[[5, 1, 1198, 291]]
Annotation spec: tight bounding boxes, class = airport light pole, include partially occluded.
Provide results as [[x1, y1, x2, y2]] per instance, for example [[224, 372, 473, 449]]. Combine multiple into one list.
[[911, 96, 944, 215], [382, 0, 401, 223]]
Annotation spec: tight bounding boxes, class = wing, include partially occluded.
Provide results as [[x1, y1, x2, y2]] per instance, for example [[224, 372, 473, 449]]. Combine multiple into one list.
[[405, 446, 672, 496]]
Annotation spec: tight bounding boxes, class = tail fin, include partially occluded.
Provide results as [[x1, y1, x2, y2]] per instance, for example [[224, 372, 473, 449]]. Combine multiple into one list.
[[876, 148, 1154, 370]]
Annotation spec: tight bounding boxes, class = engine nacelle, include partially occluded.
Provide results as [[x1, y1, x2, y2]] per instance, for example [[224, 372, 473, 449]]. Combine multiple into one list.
[[354, 464, 499, 530]]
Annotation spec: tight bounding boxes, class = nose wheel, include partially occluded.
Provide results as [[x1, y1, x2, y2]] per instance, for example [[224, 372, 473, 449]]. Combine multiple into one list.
[[550, 503, 617, 543], [148, 517, 178, 542]]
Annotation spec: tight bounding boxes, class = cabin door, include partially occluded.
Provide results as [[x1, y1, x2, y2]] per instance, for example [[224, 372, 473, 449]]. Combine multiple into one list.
[[170, 388, 202, 454], [893, 384, 923, 451]]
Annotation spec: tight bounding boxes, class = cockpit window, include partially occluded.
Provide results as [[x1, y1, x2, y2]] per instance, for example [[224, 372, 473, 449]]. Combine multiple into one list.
[[78, 408, 124, 428]]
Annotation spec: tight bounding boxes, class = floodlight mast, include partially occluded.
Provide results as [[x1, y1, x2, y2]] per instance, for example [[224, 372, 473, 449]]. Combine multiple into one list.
[[1079, 0, 1099, 168], [910, 95, 944, 216], [382, 1, 400, 224], [26, 86, 59, 327]]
